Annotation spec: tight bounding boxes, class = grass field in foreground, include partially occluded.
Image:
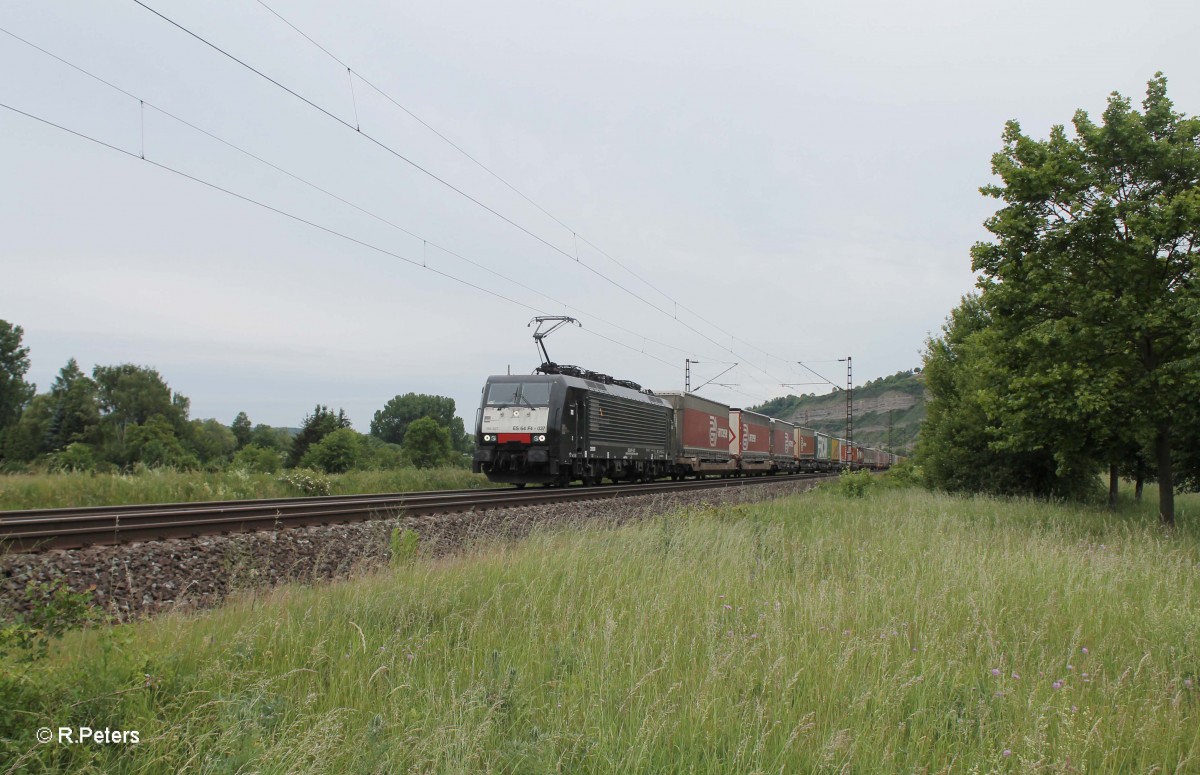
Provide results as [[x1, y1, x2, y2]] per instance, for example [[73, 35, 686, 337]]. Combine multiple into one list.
[[5, 485, 1199, 773], [0, 466, 488, 511]]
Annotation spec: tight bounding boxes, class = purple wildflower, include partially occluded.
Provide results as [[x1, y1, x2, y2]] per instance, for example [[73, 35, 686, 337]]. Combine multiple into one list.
[[1081, 672, 1089, 679], [1003, 749, 1012, 757], [1011, 672, 1020, 680], [991, 668, 1001, 677], [1081, 647, 1089, 655], [1052, 681, 1063, 690], [1186, 679, 1194, 689], [1067, 664, 1073, 671]]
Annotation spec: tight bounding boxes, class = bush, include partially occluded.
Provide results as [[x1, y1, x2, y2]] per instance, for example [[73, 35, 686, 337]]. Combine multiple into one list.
[[277, 469, 332, 496], [50, 442, 96, 473], [883, 458, 922, 488], [1, 579, 99, 662], [364, 436, 406, 470], [837, 468, 875, 497], [232, 444, 283, 474], [299, 428, 366, 474]]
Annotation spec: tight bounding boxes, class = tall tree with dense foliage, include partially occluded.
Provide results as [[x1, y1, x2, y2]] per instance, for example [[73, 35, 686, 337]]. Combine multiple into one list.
[[371, 393, 468, 451], [0, 320, 36, 456], [92, 364, 192, 465], [288, 405, 351, 468], [231, 411, 253, 449], [918, 296, 1077, 496], [968, 74, 1199, 523], [402, 416, 455, 469], [47, 358, 100, 451]]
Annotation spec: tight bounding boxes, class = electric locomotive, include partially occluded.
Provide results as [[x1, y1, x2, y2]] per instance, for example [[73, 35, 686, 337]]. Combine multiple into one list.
[[471, 365, 674, 487]]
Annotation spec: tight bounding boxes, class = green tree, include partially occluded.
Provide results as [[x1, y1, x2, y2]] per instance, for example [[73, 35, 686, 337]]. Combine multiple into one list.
[[232, 444, 283, 474], [0, 320, 36, 456], [971, 73, 1200, 523], [917, 296, 1073, 496], [1, 394, 53, 463], [189, 418, 238, 467], [288, 405, 351, 468], [403, 416, 454, 469], [299, 427, 365, 474], [370, 393, 468, 451], [92, 364, 191, 464], [231, 411, 253, 449], [125, 415, 198, 469], [251, 423, 292, 453], [47, 358, 100, 451]]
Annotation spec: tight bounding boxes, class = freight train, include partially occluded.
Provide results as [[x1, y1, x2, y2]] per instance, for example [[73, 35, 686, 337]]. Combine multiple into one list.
[[471, 363, 900, 487]]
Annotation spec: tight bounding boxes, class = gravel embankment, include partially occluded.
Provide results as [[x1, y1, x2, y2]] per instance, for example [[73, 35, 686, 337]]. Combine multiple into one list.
[[1, 479, 824, 619]]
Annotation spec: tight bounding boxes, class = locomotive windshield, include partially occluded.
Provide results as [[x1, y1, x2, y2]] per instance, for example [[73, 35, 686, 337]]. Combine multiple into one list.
[[485, 381, 551, 407]]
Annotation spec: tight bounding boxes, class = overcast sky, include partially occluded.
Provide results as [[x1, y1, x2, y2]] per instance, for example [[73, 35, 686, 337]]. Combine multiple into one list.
[[3, 0, 1197, 431]]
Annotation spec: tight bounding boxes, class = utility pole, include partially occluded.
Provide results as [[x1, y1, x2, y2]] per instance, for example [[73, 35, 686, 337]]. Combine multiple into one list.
[[887, 408, 894, 451], [839, 356, 853, 452]]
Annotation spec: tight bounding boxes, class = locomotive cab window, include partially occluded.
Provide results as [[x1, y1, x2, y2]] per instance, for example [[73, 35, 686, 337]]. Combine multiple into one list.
[[486, 381, 551, 407]]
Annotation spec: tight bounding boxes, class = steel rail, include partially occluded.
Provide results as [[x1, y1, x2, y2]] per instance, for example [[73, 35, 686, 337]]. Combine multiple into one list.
[[0, 475, 832, 553]]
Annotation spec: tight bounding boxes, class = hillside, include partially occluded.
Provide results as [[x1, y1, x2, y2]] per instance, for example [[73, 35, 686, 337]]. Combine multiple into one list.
[[751, 369, 925, 452]]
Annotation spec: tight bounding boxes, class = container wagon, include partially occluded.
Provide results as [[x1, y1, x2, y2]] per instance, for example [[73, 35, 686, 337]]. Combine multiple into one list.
[[657, 391, 737, 478], [729, 408, 772, 474], [815, 431, 833, 471], [770, 418, 798, 474], [795, 426, 817, 472]]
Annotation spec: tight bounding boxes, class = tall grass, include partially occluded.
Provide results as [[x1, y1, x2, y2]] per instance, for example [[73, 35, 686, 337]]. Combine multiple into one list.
[[5, 486, 1199, 772], [0, 467, 489, 510]]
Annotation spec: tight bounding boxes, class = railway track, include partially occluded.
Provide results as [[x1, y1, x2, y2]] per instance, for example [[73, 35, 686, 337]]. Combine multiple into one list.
[[0, 474, 832, 553]]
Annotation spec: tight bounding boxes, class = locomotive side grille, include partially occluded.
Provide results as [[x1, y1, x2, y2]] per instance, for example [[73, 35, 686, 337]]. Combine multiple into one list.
[[588, 393, 671, 449]]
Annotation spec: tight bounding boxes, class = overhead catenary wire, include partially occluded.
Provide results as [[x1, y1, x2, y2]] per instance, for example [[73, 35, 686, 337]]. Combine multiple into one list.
[[130, 0, 792, 388], [257, 0, 785, 366], [0, 25, 723, 373], [0, 100, 694, 373], [256, 0, 793, 373]]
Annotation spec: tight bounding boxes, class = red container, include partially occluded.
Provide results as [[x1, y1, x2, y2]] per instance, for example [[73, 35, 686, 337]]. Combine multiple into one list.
[[795, 427, 816, 461], [771, 419, 796, 460], [657, 392, 734, 458], [729, 409, 771, 461]]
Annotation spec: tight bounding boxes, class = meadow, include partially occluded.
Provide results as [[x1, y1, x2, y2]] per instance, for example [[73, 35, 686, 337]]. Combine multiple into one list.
[[3, 482, 1198, 773], [0, 466, 489, 511]]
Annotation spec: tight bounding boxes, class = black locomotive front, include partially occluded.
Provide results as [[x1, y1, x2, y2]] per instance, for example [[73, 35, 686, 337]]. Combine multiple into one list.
[[471, 375, 567, 486]]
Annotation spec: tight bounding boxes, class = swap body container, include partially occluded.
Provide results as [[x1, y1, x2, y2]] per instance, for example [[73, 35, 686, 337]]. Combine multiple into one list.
[[795, 427, 817, 470], [815, 432, 832, 468], [729, 408, 772, 472], [770, 418, 798, 473], [656, 391, 737, 475]]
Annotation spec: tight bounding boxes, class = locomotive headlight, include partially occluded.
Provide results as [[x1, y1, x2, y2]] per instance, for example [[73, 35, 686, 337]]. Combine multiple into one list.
[[483, 434, 493, 442], [536, 434, 546, 442]]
